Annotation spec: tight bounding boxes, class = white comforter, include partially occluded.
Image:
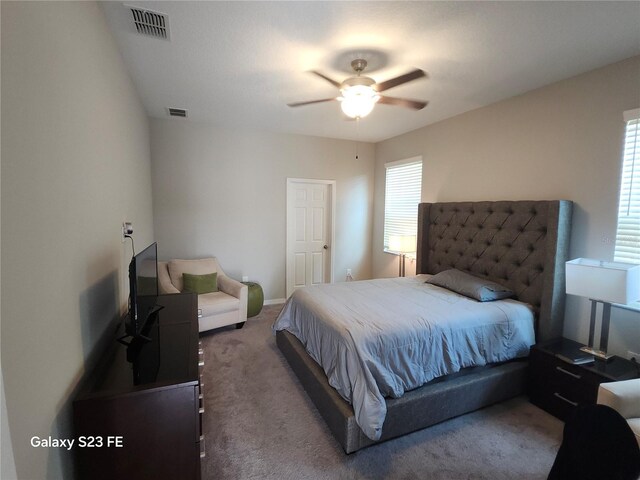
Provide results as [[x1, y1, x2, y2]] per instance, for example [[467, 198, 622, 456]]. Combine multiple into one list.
[[272, 275, 535, 440]]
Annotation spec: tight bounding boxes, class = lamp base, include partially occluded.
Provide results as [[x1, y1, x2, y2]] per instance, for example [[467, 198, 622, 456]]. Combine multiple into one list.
[[579, 346, 614, 362], [398, 253, 406, 277]]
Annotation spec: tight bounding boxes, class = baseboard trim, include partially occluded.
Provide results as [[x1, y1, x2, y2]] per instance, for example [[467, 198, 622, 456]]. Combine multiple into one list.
[[264, 298, 286, 306]]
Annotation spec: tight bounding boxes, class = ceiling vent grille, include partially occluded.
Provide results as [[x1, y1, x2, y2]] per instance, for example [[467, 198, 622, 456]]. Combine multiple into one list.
[[128, 6, 170, 40], [167, 108, 188, 118]]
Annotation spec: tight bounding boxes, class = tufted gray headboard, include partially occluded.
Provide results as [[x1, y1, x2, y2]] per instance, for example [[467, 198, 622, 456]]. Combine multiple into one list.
[[416, 200, 573, 342]]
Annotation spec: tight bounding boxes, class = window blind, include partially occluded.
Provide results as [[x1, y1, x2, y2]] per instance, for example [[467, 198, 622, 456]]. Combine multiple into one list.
[[383, 158, 422, 251], [614, 109, 640, 264]]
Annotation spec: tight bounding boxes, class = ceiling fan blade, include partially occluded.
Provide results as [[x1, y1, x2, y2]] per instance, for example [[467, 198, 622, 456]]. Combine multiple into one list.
[[310, 71, 342, 88], [287, 97, 337, 107], [375, 69, 427, 92], [378, 95, 428, 110]]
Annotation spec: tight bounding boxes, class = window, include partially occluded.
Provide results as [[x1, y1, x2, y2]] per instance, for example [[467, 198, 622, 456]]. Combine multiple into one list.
[[383, 157, 423, 251], [614, 109, 640, 264]]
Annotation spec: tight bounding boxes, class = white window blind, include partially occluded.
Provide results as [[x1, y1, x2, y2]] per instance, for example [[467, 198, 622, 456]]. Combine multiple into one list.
[[614, 108, 640, 264], [384, 157, 422, 251]]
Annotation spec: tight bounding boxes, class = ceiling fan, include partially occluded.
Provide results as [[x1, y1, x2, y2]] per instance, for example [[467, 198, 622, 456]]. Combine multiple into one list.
[[288, 59, 428, 119]]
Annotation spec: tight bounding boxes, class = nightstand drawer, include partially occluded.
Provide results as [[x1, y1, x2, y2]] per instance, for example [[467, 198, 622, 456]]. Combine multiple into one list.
[[555, 369, 598, 399], [538, 356, 599, 399], [530, 387, 583, 420]]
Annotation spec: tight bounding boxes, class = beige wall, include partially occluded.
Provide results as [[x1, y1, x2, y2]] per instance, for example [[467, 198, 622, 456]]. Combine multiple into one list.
[[373, 56, 640, 356], [1, 3, 154, 478], [150, 119, 375, 300]]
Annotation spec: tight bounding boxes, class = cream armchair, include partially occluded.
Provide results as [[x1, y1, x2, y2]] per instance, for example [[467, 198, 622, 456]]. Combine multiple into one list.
[[597, 378, 640, 447], [158, 257, 248, 333]]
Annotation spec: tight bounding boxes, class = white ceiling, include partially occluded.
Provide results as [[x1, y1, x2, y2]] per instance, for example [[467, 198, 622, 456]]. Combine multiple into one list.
[[101, 1, 640, 143]]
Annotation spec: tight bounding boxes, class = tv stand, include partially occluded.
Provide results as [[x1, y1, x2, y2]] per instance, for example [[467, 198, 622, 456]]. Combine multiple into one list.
[[74, 293, 202, 480]]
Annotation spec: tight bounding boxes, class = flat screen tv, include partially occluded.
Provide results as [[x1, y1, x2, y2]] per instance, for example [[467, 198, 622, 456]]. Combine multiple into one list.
[[127, 242, 160, 339]]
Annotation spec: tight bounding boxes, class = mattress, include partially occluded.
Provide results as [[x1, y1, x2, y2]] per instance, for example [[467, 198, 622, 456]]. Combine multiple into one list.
[[272, 275, 535, 441]]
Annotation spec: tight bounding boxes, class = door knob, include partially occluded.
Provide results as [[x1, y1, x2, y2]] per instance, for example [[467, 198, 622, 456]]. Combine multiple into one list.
[[323, 245, 328, 250]]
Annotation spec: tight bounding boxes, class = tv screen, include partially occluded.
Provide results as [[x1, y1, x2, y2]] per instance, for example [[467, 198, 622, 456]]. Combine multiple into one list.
[[128, 242, 158, 337]]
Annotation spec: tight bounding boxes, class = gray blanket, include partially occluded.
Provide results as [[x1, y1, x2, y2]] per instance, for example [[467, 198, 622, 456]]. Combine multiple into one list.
[[273, 275, 535, 440]]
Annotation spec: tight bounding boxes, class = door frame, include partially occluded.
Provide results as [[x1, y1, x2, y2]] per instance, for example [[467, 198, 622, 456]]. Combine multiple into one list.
[[285, 178, 336, 298]]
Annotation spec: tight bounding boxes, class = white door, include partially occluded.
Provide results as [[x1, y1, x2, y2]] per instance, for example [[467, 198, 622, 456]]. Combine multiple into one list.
[[286, 179, 335, 297]]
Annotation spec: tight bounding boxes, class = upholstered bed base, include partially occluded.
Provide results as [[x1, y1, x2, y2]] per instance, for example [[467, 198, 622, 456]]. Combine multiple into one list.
[[276, 200, 572, 453], [277, 329, 527, 453]]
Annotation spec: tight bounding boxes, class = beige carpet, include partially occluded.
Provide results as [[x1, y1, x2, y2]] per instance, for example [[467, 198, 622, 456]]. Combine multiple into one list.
[[199, 305, 563, 480]]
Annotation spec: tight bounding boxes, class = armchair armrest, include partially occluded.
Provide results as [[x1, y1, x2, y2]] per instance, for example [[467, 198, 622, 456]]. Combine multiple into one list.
[[218, 275, 248, 321], [597, 378, 640, 419]]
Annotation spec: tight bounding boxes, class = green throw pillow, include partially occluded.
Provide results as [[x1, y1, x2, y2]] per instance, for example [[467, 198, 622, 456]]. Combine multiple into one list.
[[182, 272, 218, 294]]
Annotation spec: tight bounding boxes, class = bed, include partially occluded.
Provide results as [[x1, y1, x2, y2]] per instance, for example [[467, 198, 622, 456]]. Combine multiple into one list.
[[275, 200, 573, 453]]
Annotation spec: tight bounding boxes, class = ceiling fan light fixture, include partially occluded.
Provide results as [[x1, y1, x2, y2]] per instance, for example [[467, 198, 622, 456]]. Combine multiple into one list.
[[339, 85, 380, 119]]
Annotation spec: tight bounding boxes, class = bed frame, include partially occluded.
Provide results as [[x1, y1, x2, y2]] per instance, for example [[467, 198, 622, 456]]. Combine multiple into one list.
[[277, 200, 573, 453]]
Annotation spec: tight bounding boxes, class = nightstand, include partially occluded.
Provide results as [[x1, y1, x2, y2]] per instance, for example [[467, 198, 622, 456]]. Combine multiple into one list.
[[528, 338, 640, 420]]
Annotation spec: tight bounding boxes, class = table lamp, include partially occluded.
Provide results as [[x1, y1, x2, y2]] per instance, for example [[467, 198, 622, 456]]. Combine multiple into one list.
[[565, 258, 640, 360], [389, 235, 417, 277]]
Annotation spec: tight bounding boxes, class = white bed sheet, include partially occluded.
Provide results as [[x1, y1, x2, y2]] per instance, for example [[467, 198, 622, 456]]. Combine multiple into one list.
[[273, 275, 535, 440]]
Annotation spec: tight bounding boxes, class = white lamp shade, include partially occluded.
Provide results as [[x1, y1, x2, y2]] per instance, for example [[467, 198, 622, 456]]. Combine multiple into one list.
[[566, 258, 640, 304], [389, 235, 417, 254]]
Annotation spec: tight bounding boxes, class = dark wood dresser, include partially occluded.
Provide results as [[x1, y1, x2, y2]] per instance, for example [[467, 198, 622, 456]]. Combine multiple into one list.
[[529, 337, 640, 421], [74, 293, 203, 480]]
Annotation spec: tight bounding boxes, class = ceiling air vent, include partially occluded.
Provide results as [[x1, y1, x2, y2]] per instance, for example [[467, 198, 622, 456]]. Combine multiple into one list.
[[167, 108, 188, 118], [128, 6, 170, 40]]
